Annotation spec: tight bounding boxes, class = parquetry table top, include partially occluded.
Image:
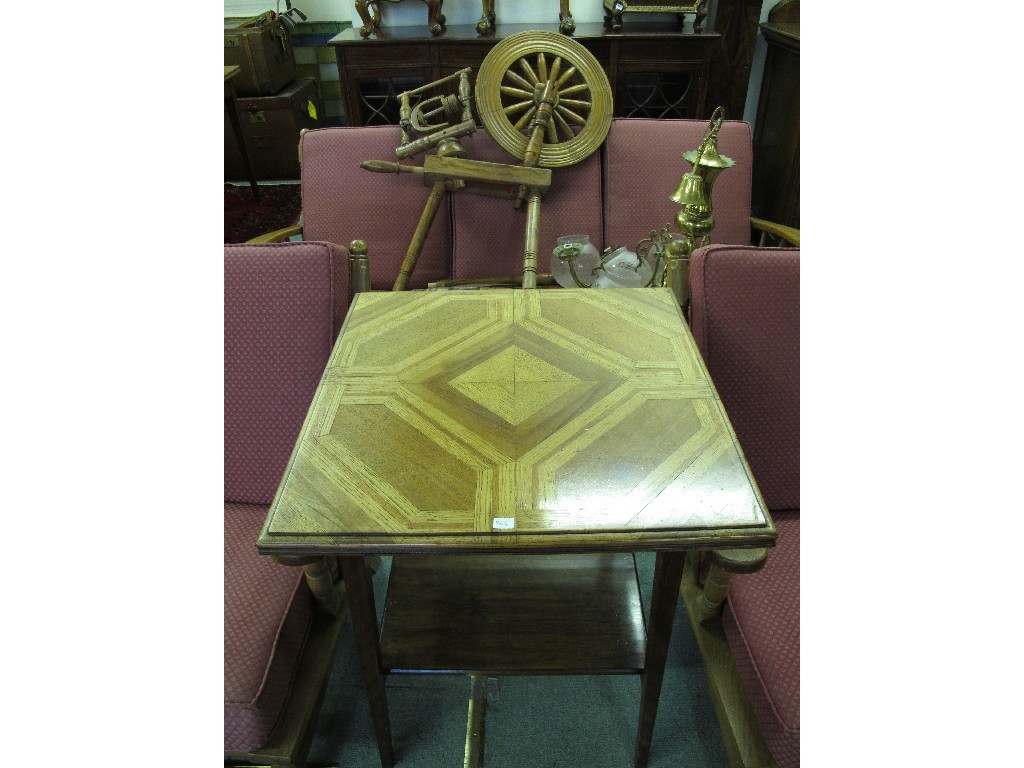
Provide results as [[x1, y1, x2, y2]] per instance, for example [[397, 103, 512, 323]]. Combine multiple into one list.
[[258, 287, 774, 554]]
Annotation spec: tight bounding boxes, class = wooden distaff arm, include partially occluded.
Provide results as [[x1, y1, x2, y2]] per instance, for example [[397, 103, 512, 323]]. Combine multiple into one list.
[[693, 547, 769, 622]]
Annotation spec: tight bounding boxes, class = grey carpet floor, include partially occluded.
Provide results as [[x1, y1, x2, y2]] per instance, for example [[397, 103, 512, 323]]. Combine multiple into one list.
[[307, 553, 729, 768]]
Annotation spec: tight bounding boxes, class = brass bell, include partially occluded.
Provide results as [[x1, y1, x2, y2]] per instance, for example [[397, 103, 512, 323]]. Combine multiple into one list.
[[670, 172, 706, 207], [682, 142, 735, 171]]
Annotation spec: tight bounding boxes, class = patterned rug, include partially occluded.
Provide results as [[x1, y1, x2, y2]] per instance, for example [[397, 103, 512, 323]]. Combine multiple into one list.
[[224, 183, 302, 244]]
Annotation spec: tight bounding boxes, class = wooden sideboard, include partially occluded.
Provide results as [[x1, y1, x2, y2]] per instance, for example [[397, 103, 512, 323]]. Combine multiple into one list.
[[330, 22, 720, 126]]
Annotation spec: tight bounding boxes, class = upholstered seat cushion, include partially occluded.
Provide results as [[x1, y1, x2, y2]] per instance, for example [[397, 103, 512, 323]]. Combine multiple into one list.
[[224, 502, 313, 753], [723, 510, 800, 768]]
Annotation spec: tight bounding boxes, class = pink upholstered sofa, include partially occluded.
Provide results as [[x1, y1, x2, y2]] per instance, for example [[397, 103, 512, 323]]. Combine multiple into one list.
[[224, 241, 347, 767], [261, 117, 760, 311]]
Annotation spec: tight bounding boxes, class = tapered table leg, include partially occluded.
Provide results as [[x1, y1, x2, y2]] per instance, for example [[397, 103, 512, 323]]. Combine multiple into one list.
[[340, 555, 394, 768], [634, 550, 685, 768]]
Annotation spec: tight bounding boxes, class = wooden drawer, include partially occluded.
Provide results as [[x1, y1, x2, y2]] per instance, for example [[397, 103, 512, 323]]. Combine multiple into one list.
[[340, 42, 432, 68]]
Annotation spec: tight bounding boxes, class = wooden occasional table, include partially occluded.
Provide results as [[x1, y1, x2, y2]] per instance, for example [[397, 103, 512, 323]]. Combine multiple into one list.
[[257, 286, 775, 768]]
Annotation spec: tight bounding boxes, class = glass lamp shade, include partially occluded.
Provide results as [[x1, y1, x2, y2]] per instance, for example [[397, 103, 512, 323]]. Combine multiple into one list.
[[551, 234, 601, 288]]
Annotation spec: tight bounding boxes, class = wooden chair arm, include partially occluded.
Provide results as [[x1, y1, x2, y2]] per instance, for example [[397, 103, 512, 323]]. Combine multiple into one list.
[[246, 224, 304, 243], [750, 217, 800, 247], [695, 547, 769, 622]]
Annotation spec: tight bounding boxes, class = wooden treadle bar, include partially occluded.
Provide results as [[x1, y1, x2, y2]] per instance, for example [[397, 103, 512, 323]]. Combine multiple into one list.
[[463, 674, 488, 768]]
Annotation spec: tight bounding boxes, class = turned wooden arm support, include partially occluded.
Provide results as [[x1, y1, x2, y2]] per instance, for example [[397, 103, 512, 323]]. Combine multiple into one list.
[[272, 555, 346, 616], [750, 217, 800, 247], [348, 239, 372, 303], [694, 547, 769, 622], [271, 552, 384, 616]]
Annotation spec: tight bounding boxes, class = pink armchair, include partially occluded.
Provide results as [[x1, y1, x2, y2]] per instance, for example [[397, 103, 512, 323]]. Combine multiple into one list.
[[224, 241, 348, 767], [682, 243, 800, 768]]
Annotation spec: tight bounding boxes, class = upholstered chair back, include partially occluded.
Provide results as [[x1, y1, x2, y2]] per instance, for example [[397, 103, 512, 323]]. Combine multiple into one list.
[[450, 130, 604, 280], [602, 118, 754, 253], [688, 245, 799, 511], [300, 126, 453, 291], [224, 241, 346, 505]]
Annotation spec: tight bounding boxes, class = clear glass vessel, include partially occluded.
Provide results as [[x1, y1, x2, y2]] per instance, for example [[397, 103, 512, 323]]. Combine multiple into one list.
[[551, 234, 601, 288]]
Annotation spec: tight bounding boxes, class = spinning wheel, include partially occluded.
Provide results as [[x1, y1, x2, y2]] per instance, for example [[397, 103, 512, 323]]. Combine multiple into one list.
[[476, 30, 613, 168], [361, 32, 615, 291]]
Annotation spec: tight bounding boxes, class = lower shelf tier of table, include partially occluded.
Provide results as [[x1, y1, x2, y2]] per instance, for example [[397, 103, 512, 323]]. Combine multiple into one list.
[[379, 552, 647, 675]]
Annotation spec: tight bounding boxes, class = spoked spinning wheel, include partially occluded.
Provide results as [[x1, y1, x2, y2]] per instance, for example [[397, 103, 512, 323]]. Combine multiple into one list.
[[476, 30, 613, 168]]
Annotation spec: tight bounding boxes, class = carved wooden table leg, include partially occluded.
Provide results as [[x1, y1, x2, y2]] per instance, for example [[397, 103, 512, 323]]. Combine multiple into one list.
[[634, 550, 685, 768], [356, 0, 381, 38], [694, 0, 709, 32], [475, 0, 496, 35], [340, 555, 394, 768], [425, 0, 445, 36], [559, 0, 576, 34], [605, 1, 624, 32]]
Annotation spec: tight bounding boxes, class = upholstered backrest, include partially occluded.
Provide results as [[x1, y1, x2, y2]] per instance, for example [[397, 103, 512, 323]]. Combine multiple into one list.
[[300, 126, 453, 292], [224, 242, 346, 505], [688, 245, 799, 511], [451, 131, 604, 280], [602, 118, 753, 251]]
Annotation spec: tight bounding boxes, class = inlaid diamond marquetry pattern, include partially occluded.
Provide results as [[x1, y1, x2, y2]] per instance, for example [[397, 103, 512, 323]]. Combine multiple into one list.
[[449, 347, 581, 426], [265, 288, 769, 543]]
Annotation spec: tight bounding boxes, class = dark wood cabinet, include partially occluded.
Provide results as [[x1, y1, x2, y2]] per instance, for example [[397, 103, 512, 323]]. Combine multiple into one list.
[[751, 0, 799, 228], [330, 22, 720, 126]]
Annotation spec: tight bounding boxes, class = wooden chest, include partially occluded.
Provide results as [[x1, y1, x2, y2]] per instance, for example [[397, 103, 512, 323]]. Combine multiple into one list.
[[225, 77, 321, 181], [224, 13, 297, 96]]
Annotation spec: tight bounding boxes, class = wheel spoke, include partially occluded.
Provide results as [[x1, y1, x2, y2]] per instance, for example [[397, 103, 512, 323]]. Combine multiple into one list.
[[518, 56, 540, 85], [559, 83, 591, 97], [505, 70, 534, 91], [554, 110, 576, 141], [556, 103, 588, 126], [537, 52, 547, 84], [548, 56, 563, 87], [513, 104, 537, 131], [500, 85, 534, 100], [546, 116, 558, 143], [559, 97, 592, 111], [502, 99, 534, 117], [556, 66, 578, 87]]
